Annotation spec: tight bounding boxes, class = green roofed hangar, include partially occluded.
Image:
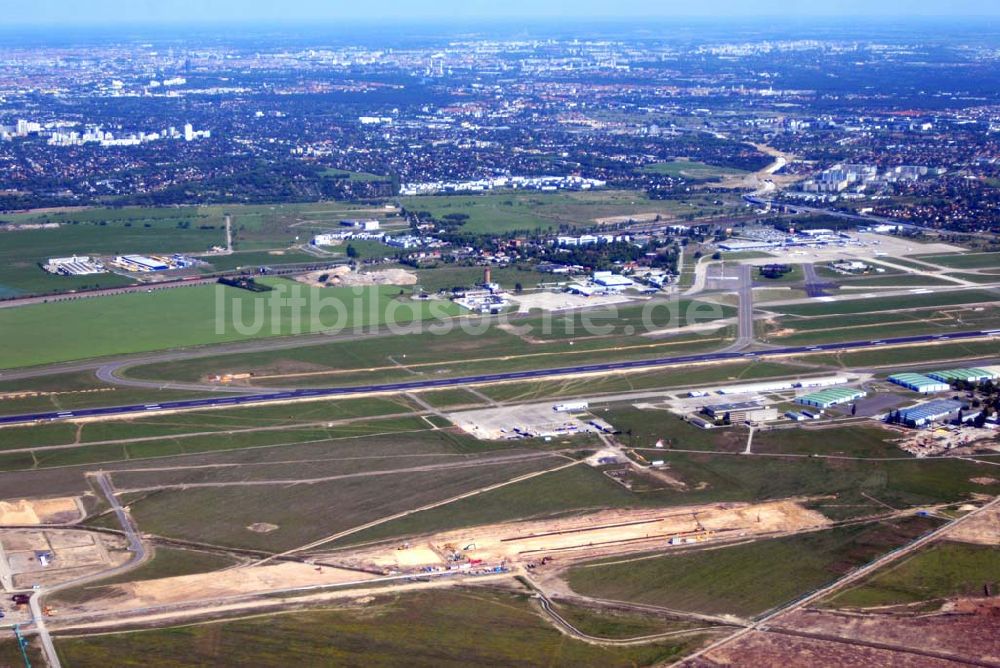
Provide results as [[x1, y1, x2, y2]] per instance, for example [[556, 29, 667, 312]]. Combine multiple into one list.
[[796, 387, 867, 409]]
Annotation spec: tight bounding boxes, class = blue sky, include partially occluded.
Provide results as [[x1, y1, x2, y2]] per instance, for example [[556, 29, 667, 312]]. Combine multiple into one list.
[[2, 0, 998, 25]]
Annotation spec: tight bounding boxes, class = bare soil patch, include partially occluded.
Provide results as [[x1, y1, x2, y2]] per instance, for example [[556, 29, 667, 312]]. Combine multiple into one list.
[[295, 266, 417, 288], [693, 628, 967, 668], [329, 500, 828, 574], [0, 497, 81, 525], [947, 506, 1000, 545]]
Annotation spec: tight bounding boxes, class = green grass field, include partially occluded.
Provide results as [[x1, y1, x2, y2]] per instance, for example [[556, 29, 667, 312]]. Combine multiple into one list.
[[567, 517, 940, 618], [763, 305, 1000, 346], [122, 455, 564, 551], [0, 637, 43, 668], [641, 160, 747, 179], [320, 168, 389, 182], [552, 601, 715, 640], [414, 265, 556, 292], [0, 202, 406, 295], [833, 274, 956, 287], [0, 220, 218, 296], [332, 464, 638, 547], [807, 339, 1000, 369], [399, 190, 723, 234], [943, 272, 1000, 284], [756, 264, 805, 284], [825, 540, 1000, 609], [913, 252, 999, 270], [479, 360, 807, 404], [0, 369, 232, 417], [5, 414, 440, 471], [55, 589, 705, 667], [774, 289, 998, 317], [661, 450, 1000, 520], [0, 278, 461, 369], [121, 298, 734, 387]]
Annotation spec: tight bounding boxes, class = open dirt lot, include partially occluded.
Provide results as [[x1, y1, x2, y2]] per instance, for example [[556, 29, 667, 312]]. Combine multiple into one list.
[[62, 562, 378, 617], [295, 265, 417, 288], [767, 605, 1000, 666], [329, 501, 829, 573], [946, 506, 1000, 546], [0, 497, 82, 525], [2, 528, 126, 589], [689, 629, 971, 668]]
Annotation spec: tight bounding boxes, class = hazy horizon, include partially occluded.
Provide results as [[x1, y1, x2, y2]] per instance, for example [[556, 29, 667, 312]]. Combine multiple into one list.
[[3, 0, 1000, 27]]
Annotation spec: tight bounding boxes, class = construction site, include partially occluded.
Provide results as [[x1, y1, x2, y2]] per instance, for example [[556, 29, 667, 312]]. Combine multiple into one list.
[[327, 500, 828, 575]]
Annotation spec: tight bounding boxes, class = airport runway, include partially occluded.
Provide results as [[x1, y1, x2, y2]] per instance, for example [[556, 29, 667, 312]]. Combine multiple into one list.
[[0, 329, 995, 426]]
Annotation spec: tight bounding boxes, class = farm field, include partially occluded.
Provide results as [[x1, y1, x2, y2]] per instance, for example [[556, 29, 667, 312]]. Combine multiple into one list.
[[825, 540, 1000, 609], [567, 516, 941, 618], [0, 278, 461, 369], [54, 588, 706, 667]]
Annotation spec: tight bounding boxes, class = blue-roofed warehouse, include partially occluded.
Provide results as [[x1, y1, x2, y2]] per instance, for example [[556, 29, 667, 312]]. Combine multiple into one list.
[[897, 399, 965, 428]]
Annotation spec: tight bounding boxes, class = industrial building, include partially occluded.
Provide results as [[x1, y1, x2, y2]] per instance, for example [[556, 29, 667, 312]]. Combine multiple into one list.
[[888, 373, 950, 394], [114, 254, 194, 272], [702, 401, 778, 423], [796, 387, 866, 409], [926, 368, 999, 384], [592, 271, 634, 291], [896, 399, 966, 428], [43, 255, 106, 276]]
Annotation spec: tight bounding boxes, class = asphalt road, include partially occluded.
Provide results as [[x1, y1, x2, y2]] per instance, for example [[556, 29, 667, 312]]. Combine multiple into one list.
[[23, 473, 146, 668], [1, 329, 995, 426], [737, 263, 754, 347]]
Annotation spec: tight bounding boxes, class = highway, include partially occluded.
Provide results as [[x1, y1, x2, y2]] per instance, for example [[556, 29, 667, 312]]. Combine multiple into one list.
[[0, 328, 995, 426]]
